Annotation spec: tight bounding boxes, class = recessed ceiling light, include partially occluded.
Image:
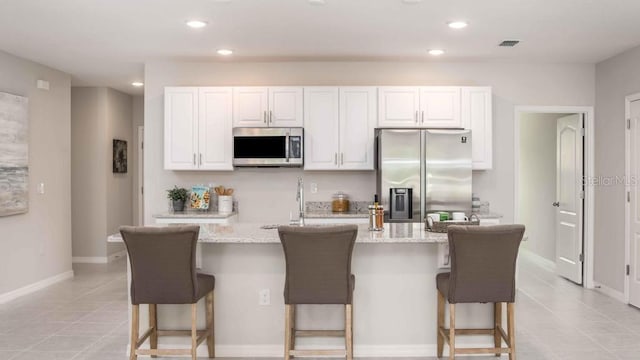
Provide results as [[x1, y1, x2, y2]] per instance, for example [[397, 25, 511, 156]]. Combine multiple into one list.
[[186, 20, 208, 29], [217, 49, 233, 56], [448, 21, 468, 29], [428, 49, 445, 56], [131, 82, 144, 87]]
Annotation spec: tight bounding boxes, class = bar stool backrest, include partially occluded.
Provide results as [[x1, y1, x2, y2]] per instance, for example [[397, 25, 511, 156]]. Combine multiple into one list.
[[120, 225, 200, 305], [278, 225, 358, 305], [447, 224, 525, 304]]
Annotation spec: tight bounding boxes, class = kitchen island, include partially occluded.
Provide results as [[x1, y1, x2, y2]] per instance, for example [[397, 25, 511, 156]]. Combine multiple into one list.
[[109, 223, 497, 357]]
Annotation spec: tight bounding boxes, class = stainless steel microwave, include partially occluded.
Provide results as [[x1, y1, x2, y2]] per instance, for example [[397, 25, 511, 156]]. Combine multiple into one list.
[[233, 127, 304, 167]]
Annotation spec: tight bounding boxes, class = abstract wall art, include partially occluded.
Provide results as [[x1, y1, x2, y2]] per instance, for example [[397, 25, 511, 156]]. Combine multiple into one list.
[[0, 92, 29, 217]]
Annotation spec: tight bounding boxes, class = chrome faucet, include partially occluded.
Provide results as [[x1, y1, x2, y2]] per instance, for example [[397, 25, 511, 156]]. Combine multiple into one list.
[[294, 176, 305, 226]]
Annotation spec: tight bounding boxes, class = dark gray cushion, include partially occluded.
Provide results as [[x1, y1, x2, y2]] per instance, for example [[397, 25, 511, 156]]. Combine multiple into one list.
[[437, 224, 525, 304], [120, 226, 215, 305], [278, 225, 358, 305]]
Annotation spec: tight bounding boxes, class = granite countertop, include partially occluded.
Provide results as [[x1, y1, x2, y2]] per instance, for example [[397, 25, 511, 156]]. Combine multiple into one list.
[[153, 211, 237, 219], [108, 222, 447, 244]]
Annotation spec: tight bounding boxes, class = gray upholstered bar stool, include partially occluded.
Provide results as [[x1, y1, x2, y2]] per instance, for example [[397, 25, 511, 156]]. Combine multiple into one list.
[[278, 225, 358, 360], [436, 224, 525, 360], [120, 226, 215, 360]]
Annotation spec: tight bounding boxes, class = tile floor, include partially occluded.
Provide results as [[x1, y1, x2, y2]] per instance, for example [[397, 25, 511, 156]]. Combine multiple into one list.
[[0, 256, 639, 359]]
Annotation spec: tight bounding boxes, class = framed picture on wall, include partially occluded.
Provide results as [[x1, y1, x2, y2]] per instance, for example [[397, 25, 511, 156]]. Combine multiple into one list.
[[113, 139, 127, 173]]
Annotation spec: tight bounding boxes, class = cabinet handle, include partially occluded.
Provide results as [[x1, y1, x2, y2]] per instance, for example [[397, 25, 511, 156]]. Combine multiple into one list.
[[341, 153, 344, 165], [263, 111, 267, 124], [415, 111, 419, 123], [193, 153, 196, 166], [421, 111, 425, 124], [269, 110, 273, 124], [334, 153, 338, 165], [199, 153, 203, 165]]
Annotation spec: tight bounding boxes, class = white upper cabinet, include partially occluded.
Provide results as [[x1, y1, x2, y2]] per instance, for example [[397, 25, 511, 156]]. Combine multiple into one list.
[[304, 87, 376, 170], [378, 87, 420, 127], [233, 87, 303, 127], [199, 87, 233, 170], [165, 87, 199, 170], [419, 87, 462, 128], [165, 87, 233, 171], [378, 86, 461, 128], [339, 87, 376, 170], [462, 86, 492, 170], [304, 87, 340, 170]]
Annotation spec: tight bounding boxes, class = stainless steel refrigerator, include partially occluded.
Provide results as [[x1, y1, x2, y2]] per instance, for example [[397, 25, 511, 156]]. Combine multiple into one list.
[[376, 129, 472, 223]]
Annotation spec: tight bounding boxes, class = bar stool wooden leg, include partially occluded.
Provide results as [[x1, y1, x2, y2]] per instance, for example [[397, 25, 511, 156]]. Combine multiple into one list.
[[437, 290, 445, 358], [284, 304, 292, 360], [345, 304, 353, 360], [130, 305, 139, 360], [448, 304, 455, 360], [206, 291, 215, 358], [290, 305, 296, 351], [507, 302, 516, 360], [149, 304, 158, 358], [191, 303, 198, 360], [494, 302, 502, 357]]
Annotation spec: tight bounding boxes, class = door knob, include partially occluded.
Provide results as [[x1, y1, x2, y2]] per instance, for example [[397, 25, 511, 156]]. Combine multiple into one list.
[[552, 202, 560, 207]]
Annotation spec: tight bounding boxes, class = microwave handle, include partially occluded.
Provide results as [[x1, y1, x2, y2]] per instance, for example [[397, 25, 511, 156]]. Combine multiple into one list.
[[285, 132, 290, 163]]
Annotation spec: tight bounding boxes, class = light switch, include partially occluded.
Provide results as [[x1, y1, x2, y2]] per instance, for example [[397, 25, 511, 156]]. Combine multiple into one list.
[[37, 182, 45, 194]]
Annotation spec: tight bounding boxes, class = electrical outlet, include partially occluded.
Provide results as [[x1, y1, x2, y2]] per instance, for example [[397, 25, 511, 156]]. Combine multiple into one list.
[[310, 183, 318, 194], [259, 289, 271, 305]]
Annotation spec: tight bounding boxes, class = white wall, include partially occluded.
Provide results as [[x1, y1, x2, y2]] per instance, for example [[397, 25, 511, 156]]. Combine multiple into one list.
[[71, 87, 132, 259], [144, 61, 595, 225], [132, 96, 144, 226], [518, 113, 564, 262], [595, 44, 640, 292], [0, 50, 72, 295]]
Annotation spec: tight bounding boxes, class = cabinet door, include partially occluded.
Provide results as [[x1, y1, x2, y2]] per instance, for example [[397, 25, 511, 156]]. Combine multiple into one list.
[[268, 87, 303, 127], [378, 87, 420, 127], [164, 87, 198, 170], [419, 87, 462, 128], [198, 87, 234, 170], [233, 87, 268, 127], [461, 87, 492, 170], [339, 87, 377, 170], [303, 87, 340, 170]]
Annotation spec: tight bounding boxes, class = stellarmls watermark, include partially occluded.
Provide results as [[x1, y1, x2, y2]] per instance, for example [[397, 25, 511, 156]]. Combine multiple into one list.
[[583, 176, 637, 186]]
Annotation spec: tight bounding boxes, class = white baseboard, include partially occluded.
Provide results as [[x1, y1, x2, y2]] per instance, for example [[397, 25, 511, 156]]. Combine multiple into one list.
[[0, 270, 74, 304], [520, 248, 556, 273], [593, 281, 626, 303], [72, 256, 108, 264], [108, 250, 127, 263]]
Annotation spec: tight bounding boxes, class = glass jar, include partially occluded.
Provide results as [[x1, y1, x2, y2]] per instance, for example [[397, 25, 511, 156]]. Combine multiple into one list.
[[331, 192, 350, 213]]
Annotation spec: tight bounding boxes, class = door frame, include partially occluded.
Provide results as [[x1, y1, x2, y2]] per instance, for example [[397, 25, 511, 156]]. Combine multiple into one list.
[[624, 93, 640, 303], [514, 105, 595, 289]]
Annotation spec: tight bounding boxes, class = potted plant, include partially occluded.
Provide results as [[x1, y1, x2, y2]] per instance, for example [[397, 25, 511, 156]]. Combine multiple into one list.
[[167, 186, 188, 212]]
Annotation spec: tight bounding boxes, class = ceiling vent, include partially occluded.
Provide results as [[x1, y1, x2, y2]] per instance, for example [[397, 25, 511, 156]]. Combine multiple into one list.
[[499, 40, 520, 47]]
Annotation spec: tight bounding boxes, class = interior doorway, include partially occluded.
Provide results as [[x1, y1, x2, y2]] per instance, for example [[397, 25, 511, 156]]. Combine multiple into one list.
[[514, 106, 595, 289]]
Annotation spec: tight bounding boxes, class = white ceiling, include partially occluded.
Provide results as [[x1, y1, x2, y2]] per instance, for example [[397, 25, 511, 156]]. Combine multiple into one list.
[[1, 0, 640, 95]]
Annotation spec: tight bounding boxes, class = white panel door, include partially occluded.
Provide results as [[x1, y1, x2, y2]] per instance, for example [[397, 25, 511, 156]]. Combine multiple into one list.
[[378, 87, 420, 127], [461, 87, 493, 170], [555, 114, 584, 284], [233, 87, 268, 127], [269, 87, 303, 127], [419, 87, 462, 128], [339, 87, 376, 170], [198, 87, 233, 171], [303, 87, 340, 170], [164, 87, 198, 170], [628, 99, 640, 307]]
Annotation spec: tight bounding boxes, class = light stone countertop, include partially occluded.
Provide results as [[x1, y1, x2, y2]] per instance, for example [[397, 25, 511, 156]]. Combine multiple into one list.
[[107, 222, 448, 244], [153, 211, 237, 219]]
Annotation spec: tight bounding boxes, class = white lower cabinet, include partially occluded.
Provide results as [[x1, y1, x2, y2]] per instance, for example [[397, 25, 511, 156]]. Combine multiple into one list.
[[304, 87, 376, 170]]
